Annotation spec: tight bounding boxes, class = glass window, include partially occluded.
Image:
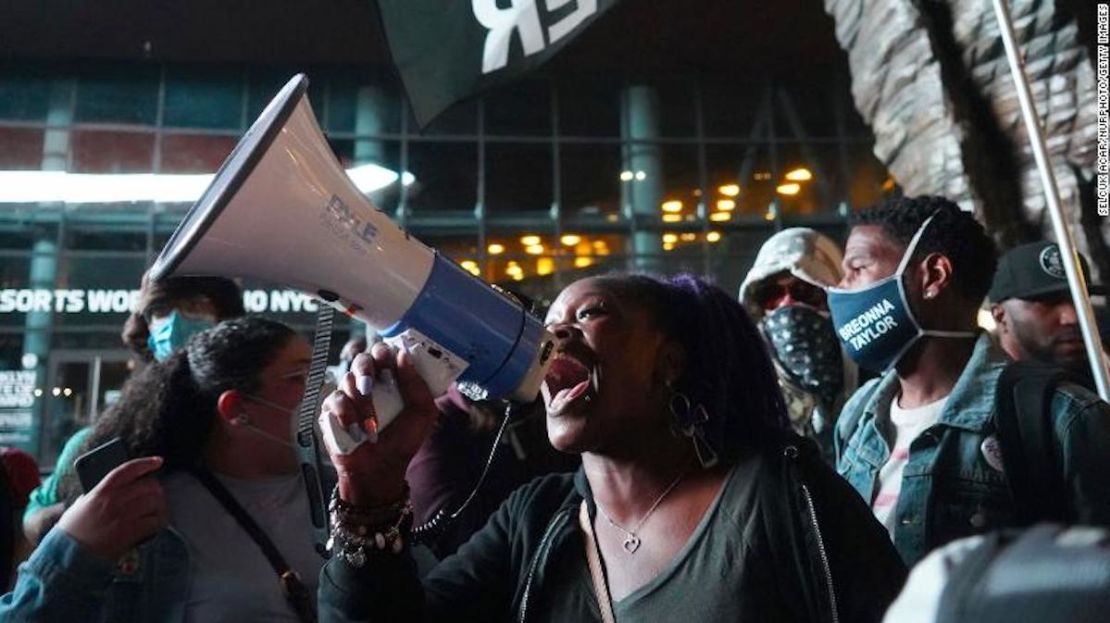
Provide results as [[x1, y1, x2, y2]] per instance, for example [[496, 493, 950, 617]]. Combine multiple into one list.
[[407, 99, 478, 136], [406, 142, 477, 213], [485, 79, 551, 136], [0, 67, 53, 121], [74, 64, 159, 125], [559, 143, 622, 226], [327, 75, 402, 137], [654, 78, 697, 138], [164, 65, 244, 130], [844, 142, 889, 211], [767, 143, 829, 217], [67, 229, 147, 252], [705, 143, 778, 219], [486, 142, 553, 213], [774, 82, 840, 139], [72, 130, 155, 173], [702, 81, 766, 138], [558, 79, 621, 137], [160, 134, 238, 173], [0, 127, 45, 169], [656, 143, 700, 222]]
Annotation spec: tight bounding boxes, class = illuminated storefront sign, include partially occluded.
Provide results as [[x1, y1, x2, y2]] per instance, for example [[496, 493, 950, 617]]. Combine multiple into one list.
[[0, 289, 321, 315]]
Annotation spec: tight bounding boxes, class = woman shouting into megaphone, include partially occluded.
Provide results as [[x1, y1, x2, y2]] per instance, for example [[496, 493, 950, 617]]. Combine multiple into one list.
[[317, 273, 907, 623]]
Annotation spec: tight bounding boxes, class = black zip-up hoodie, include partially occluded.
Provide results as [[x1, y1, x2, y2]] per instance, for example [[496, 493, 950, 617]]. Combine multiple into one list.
[[319, 438, 906, 623]]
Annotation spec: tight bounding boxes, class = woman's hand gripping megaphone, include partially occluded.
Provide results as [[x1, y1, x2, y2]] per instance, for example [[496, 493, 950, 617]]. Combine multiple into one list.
[[320, 345, 438, 506]]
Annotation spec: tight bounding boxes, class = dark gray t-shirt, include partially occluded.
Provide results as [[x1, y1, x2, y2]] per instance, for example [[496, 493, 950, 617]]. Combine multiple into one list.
[[532, 463, 795, 622]]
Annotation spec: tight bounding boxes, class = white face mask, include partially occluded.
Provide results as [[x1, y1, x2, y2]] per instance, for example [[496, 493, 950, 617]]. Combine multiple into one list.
[[238, 394, 301, 449]]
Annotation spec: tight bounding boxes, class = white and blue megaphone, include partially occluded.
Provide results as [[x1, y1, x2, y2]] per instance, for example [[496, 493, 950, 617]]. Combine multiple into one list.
[[149, 74, 557, 439]]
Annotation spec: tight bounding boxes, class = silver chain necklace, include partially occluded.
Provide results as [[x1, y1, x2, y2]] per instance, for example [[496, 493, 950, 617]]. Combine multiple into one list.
[[595, 467, 690, 554]]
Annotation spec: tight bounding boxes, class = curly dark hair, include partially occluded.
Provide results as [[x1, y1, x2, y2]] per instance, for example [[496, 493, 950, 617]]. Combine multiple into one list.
[[852, 195, 997, 304], [63, 316, 297, 503], [588, 273, 791, 462], [121, 275, 245, 361]]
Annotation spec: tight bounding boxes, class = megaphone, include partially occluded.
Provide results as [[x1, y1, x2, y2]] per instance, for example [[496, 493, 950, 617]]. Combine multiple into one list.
[[149, 74, 557, 433]]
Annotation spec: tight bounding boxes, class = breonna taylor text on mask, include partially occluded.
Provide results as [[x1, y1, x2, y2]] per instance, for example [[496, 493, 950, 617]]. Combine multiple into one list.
[[836, 298, 899, 351]]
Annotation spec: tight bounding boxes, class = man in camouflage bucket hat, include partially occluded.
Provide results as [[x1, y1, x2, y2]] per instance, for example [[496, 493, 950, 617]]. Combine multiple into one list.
[[739, 227, 857, 460]]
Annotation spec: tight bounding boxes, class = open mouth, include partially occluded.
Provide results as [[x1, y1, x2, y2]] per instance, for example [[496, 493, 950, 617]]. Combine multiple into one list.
[[542, 347, 596, 415]]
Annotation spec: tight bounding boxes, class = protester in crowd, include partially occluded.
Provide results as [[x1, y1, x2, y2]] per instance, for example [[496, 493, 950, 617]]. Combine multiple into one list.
[[0, 448, 37, 589], [22, 274, 245, 548], [832, 195, 1110, 566], [738, 227, 858, 459], [989, 240, 1107, 379], [317, 273, 906, 622], [1, 317, 322, 622], [122, 273, 246, 364]]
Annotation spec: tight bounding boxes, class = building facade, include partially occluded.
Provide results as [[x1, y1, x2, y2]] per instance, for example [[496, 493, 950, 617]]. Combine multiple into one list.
[[0, 58, 889, 465]]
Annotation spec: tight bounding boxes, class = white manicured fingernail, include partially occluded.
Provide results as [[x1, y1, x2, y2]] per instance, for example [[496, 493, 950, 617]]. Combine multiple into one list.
[[356, 375, 374, 397]]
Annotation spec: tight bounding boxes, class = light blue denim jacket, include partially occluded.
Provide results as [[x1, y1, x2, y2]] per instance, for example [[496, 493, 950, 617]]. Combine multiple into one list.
[[0, 526, 190, 622], [835, 333, 1110, 565]]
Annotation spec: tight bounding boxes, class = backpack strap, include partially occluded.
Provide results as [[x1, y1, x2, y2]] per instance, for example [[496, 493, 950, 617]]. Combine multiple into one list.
[[993, 361, 1077, 525]]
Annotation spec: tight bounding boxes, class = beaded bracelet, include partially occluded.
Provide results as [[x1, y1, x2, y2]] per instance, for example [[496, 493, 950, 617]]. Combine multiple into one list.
[[327, 486, 414, 568], [328, 483, 411, 525]]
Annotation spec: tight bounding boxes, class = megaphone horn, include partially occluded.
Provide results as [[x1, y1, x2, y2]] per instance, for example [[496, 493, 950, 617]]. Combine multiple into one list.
[[150, 74, 557, 430]]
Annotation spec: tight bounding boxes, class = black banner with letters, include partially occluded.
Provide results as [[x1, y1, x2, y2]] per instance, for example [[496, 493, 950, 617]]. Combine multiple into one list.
[[376, 0, 620, 129]]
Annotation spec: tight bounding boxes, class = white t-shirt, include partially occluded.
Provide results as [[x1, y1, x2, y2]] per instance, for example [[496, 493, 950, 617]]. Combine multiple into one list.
[[872, 396, 949, 535], [164, 471, 322, 623]]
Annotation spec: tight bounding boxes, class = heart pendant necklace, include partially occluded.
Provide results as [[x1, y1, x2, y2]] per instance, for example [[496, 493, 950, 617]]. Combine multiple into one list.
[[596, 466, 689, 555]]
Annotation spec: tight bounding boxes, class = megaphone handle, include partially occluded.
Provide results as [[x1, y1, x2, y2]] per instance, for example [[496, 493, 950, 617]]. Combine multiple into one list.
[[368, 330, 465, 430], [367, 369, 405, 430], [320, 332, 463, 455]]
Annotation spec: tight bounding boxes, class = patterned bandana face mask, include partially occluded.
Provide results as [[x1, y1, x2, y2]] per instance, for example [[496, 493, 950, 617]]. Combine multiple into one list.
[[760, 304, 844, 406]]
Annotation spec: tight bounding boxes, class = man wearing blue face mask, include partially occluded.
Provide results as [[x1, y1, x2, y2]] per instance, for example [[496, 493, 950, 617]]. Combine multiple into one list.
[[832, 195, 1110, 566], [22, 275, 245, 549], [128, 274, 246, 363]]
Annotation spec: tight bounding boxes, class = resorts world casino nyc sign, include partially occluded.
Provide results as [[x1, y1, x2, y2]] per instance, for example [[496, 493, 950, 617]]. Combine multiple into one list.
[[0, 289, 321, 315], [376, 0, 619, 127]]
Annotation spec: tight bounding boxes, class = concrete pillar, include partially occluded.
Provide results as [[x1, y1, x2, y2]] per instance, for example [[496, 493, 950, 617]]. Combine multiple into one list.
[[349, 86, 394, 339], [25, 78, 72, 457], [354, 85, 390, 166], [622, 85, 664, 272]]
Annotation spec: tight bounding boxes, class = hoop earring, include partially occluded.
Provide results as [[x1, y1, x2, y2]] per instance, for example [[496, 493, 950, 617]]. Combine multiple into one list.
[[232, 413, 250, 426], [667, 387, 719, 469]]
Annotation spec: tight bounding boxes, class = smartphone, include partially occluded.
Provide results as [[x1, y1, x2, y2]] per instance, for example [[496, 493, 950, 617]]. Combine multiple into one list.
[[75, 437, 129, 493]]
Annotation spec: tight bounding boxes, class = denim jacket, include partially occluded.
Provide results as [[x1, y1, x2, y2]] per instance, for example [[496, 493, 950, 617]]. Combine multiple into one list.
[[0, 526, 190, 622], [835, 333, 1110, 565]]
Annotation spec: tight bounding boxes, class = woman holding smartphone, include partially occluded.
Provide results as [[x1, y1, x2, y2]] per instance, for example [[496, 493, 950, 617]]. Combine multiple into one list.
[[0, 316, 322, 623]]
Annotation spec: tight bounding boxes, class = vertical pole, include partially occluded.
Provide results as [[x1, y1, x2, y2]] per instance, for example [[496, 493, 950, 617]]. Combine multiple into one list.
[[991, 0, 1110, 399]]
